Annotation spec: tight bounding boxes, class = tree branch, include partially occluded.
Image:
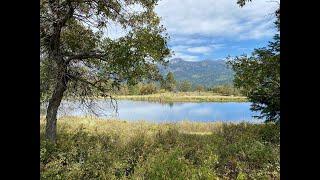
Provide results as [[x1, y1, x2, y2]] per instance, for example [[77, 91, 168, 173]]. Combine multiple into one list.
[[66, 72, 110, 94], [65, 51, 108, 62]]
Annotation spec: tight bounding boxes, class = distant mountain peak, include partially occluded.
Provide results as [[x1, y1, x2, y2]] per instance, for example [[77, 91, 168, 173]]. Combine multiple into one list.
[[158, 58, 234, 87]]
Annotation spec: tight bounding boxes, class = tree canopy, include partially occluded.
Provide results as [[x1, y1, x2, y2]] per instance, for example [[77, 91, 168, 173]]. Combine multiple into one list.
[[40, 0, 171, 142]]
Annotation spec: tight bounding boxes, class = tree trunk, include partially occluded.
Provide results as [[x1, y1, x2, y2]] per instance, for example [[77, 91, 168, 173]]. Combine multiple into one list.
[[44, 0, 74, 143], [45, 65, 68, 142]]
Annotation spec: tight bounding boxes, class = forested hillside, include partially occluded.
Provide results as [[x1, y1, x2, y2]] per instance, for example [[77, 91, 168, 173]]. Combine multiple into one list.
[[159, 58, 234, 87]]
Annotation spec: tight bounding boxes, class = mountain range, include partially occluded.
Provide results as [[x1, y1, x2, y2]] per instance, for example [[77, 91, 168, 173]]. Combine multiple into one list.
[[158, 58, 234, 88]]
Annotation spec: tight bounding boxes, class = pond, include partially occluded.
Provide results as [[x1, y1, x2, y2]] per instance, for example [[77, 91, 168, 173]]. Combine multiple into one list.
[[42, 100, 263, 123]]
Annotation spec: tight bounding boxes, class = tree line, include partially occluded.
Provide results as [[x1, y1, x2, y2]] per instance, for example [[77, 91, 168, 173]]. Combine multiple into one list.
[[110, 72, 242, 96]]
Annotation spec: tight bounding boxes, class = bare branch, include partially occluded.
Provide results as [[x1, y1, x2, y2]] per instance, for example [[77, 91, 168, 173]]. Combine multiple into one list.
[[66, 72, 119, 113], [67, 72, 110, 95]]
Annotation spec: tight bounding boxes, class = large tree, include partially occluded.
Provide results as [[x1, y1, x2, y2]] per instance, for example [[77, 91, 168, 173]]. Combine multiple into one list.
[[228, 0, 280, 122], [40, 0, 170, 142]]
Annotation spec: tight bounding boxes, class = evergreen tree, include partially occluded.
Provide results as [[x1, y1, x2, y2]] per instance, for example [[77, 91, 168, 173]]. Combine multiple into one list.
[[228, 1, 280, 122]]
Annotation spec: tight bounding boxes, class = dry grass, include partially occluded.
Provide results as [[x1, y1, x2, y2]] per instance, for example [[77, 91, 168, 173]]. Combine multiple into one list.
[[114, 92, 247, 102], [40, 116, 225, 142]]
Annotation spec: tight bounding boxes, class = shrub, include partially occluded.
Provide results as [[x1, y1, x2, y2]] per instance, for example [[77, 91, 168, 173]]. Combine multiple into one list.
[[211, 85, 242, 96], [154, 128, 180, 150], [139, 83, 158, 95], [212, 123, 280, 179], [194, 85, 205, 92], [113, 134, 153, 178], [134, 148, 218, 179], [128, 84, 140, 95]]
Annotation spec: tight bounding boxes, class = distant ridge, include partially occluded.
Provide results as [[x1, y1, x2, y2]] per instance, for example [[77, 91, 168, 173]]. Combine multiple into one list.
[[158, 58, 234, 87]]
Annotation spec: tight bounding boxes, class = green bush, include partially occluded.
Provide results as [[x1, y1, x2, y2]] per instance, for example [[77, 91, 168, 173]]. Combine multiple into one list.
[[139, 83, 158, 95], [134, 148, 218, 179], [211, 85, 242, 96], [128, 84, 140, 95], [212, 123, 280, 179], [113, 134, 154, 178]]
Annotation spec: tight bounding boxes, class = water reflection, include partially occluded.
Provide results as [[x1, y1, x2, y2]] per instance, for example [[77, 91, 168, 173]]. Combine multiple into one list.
[[42, 100, 263, 123]]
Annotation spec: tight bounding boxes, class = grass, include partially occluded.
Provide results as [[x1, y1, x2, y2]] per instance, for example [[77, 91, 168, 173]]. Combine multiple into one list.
[[40, 116, 279, 179], [115, 92, 248, 102]]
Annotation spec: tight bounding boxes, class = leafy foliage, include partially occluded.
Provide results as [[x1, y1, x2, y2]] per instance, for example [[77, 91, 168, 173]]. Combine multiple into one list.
[[40, 0, 171, 101], [228, 37, 280, 122], [228, 1, 280, 122], [40, 0, 171, 141]]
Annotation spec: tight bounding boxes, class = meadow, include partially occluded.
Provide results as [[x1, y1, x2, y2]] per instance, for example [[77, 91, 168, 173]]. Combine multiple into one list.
[[40, 116, 279, 179], [114, 92, 248, 103]]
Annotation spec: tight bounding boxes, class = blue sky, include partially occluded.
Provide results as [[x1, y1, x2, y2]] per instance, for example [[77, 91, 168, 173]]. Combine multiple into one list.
[[103, 0, 279, 62], [155, 0, 279, 61]]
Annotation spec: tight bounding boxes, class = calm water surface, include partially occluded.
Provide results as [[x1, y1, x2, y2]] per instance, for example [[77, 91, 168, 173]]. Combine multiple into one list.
[[47, 100, 262, 123]]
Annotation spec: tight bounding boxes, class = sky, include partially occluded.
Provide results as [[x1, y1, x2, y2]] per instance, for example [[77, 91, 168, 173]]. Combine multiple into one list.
[[104, 0, 279, 61]]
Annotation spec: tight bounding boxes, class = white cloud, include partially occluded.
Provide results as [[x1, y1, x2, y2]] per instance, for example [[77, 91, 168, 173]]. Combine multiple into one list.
[[187, 46, 211, 54], [172, 52, 199, 61], [170, 42, 224, 60], [155, 0, 278, 40], [238, 19, 275, 40], [97, 0, 279, 61], [171, 45, 189, 52], [171, 37, 209, 45]]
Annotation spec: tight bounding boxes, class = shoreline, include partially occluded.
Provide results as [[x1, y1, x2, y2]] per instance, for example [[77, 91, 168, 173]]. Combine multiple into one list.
[[40, 116, 264, 135], [48, 92, 248, 103], [114, 92, 247, 102]]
